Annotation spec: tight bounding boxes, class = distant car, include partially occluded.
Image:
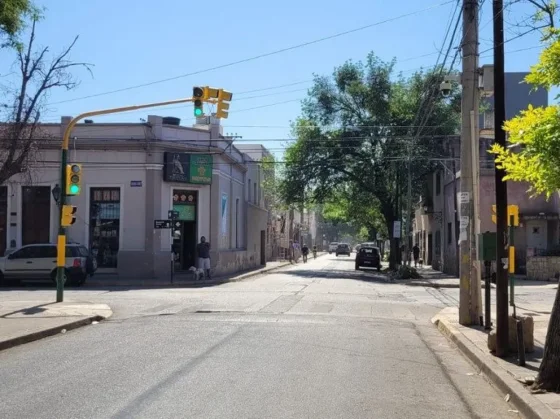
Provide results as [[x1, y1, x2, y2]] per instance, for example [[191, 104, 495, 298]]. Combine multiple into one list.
[[328, 242, 339, 254], [355, 246, 382, 271], [336, 243, 351, 257], [0, 243, 97, 286]]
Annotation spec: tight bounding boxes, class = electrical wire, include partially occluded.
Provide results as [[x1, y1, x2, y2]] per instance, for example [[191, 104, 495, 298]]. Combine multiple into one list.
[[45, 1, 455, 107]]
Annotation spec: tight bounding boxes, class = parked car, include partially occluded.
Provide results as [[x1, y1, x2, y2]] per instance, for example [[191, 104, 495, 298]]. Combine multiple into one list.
[[336, 243, 351, 257], [328, 242, 339, 254], [0, 243, 97, 286], [355, 246, 382, 271]]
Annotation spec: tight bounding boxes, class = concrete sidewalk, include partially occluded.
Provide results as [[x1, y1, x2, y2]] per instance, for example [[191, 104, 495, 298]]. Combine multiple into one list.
[[0, 300, 112, 351], [433, 306, 559, 418]]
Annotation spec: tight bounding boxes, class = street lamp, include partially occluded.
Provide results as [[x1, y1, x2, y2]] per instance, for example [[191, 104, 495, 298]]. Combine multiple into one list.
[[51, 184, 61, 205]]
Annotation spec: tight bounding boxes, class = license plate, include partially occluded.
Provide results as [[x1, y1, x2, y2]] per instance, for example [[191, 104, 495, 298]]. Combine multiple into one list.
[[364, 261, 371, 264]]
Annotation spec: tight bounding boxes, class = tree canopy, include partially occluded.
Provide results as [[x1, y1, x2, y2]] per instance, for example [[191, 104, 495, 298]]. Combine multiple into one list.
[[0, 0, 38, 45], [490, 31, 560, 197], [281, 53, 460, 264]]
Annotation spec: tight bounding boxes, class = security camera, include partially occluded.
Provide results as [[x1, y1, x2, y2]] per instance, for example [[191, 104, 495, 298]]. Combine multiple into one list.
[[439, 80, 452, 97]]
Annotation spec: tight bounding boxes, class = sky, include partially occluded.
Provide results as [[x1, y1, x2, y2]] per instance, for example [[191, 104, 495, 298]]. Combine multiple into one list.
[[0, 0, 549, 158]]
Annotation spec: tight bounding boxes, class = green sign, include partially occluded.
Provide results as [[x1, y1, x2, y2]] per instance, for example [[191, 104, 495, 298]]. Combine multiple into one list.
[[173, 204, 196, 221], [189, 155, 212, 184]]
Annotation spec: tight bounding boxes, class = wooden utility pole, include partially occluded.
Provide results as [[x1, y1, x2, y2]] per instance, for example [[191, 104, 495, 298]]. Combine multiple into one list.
[[459, 0, 482, 325], [493, 0, 509, 357]]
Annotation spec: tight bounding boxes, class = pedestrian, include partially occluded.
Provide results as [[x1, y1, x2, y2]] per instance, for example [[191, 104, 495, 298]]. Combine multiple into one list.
[[197, 236, 211, 279], [413, 244, 420, 268]]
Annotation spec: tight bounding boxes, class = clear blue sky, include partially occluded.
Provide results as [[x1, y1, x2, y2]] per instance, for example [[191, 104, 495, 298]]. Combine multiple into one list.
[[0, 0, 547, 156]]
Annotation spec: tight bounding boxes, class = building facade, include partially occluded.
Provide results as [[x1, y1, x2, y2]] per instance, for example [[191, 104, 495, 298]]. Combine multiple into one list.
[[1, 115, 268, 279], [413, 71, 553, 275]]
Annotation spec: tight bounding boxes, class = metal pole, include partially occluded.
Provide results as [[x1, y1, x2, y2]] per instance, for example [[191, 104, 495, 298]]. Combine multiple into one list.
[[56, 97, 195, 302], [493, 0, 509, 357], [459, 0, 480, 325], [484, 260, 492, 330], [55, 150, 67, 302]]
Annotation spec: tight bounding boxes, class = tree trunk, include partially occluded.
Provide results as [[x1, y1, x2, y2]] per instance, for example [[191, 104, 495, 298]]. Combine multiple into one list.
[[385, 218, 396, 270], [533, 283, 560, 392]]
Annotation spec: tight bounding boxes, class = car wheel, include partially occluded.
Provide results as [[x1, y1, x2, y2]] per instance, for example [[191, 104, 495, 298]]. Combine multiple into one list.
[[50, 268, 69, 286], [377, 265, 381, 272], [0, 271, 4, 287]]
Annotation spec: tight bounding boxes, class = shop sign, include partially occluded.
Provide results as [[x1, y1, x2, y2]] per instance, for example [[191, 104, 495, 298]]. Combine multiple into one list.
[[163, 152, 212, 184]]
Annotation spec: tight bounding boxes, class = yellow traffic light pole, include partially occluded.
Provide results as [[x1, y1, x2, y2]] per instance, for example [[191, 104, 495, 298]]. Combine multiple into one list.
[[55, 97, 198, 302]]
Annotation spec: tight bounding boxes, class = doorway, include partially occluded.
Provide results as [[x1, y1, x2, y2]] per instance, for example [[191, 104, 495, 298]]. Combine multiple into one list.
[[260, 230, 266, 265], [427, 233, 433, 265], [171, 189, 198, 271], [22, 186, 51, 245]]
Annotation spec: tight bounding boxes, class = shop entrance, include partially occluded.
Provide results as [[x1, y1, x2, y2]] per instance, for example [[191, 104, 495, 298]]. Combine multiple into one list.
[[171, 190, 198, 271]]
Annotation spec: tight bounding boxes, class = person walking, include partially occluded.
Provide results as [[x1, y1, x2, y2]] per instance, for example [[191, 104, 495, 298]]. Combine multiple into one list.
[[413, 244, 420, 268], [197, 236, 211, 279]]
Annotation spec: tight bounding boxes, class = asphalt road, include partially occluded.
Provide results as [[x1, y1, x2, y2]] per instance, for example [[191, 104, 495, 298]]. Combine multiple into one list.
[[0, 254, 521, 418]]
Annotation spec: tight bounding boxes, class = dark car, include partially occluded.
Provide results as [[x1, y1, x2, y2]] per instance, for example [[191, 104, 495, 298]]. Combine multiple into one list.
[[355, 246, 381, 271], [336, 243, 351, 257]]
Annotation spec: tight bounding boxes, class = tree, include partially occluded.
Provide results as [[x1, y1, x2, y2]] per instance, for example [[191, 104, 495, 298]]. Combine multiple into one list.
[[490, 33, 560, 393], [281, 53, 460, 267], [506, 0, 557, 39], [0, 0, 38, 46], [0, 18, 92, 185], [260, 154, 285, 214]]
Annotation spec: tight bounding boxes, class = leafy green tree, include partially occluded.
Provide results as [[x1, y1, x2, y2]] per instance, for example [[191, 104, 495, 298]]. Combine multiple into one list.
[[0, 0, 38, 47], [281, 53, 460, 267], [490, 32, 560, 392]]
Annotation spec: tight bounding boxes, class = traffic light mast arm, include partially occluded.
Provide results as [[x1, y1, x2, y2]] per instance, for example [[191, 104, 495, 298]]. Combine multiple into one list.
[[61, 97, 196, 150]]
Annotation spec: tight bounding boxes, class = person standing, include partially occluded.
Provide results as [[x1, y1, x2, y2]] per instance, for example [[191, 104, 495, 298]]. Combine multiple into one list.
[[413, 244, 420, 268], [197, 236, 211, 279]]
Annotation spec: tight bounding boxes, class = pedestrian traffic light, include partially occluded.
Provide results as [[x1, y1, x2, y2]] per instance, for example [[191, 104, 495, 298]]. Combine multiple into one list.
[[193, 86, 204, 117], [61, 205, 77, 226], [66, 164, 82, 195], [215, 89, 232, 119]]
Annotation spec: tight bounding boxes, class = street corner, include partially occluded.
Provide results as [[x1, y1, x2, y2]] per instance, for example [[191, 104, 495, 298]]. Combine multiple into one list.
[[0, 300, 113, 352], [431, 306, 558, 419]]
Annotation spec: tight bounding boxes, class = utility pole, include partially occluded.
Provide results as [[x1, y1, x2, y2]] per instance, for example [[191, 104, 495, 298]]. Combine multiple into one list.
[[404, 151, 412, 266], [459, 0, 481, 325], [493, 0, 509, 357]]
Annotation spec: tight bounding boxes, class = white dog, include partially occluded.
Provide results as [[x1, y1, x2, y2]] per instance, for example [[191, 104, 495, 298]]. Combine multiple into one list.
[[189, 266, 206, 280]]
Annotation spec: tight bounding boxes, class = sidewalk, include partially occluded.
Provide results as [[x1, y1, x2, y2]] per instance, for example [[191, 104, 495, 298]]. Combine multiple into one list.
[[0, 300, 112, 351], [85, 259, 297, 288], [402, 264, 546, 289], [433, 305, 559, 418]]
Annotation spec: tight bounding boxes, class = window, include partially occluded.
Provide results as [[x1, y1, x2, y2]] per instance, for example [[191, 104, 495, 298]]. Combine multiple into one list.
[[90, 187, 120, 268], [436, 172, 441, 195], [253, 183, 257, 204], [447, 222, 452, 244], [11, 246, 35, 259], [248, 179, 251, 202]]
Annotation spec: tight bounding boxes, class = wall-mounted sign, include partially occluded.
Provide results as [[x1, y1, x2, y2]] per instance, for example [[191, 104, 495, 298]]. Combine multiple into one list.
[[130, 180, 142, 187], [163, 152, 212, 184]]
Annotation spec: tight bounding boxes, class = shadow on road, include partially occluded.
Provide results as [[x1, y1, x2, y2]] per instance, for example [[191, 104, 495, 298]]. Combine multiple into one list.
[[279, 268, 390, 284]]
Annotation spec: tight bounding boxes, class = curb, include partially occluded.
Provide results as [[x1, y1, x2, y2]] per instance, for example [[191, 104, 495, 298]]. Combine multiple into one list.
[[432, 314, 557, 419], [84, 261, 296, 288], [404, 281, 496, 289], [0, 315, 105, 352]]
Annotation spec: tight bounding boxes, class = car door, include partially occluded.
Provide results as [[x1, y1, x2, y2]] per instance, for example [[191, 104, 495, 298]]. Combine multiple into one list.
[[36, 245, 57, 279], [3, 246, 36, 279]]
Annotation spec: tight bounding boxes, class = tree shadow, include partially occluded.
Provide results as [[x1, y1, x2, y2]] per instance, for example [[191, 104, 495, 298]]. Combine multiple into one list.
[[279, 268, 390, 284], [0, 302, 56, 318]]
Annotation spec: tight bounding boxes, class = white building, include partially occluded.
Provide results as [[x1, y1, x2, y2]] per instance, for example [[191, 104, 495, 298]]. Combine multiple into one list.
[[0, 115, 269, 279]]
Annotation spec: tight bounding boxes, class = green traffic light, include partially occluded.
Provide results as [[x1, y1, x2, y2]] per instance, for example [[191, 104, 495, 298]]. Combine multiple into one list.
[[194, 108, 203, 116], [69, 185, 80, 194]]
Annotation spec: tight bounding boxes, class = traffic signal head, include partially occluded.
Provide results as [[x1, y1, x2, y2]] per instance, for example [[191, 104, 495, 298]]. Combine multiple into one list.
[[61, 205, 77, 227], [216, 89, 233, 119], [66, 164, 82, 195], [193, 86, 204, 117]]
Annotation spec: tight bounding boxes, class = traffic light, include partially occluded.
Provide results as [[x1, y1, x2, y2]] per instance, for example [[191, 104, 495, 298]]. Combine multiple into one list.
[[193, 86, 204, 117], [216, 89, 232, 119], [66, 164, 82, 195], [491, 204, 519, 226], [61, 205, 77, 226]]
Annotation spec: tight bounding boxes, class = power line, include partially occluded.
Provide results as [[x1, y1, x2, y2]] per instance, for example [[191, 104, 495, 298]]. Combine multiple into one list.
[[45, 1, 454, 106]]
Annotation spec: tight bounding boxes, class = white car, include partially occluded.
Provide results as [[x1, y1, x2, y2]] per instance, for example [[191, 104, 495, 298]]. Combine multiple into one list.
[[328, 242, 339, 254], [0, 243, 97, 286]]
